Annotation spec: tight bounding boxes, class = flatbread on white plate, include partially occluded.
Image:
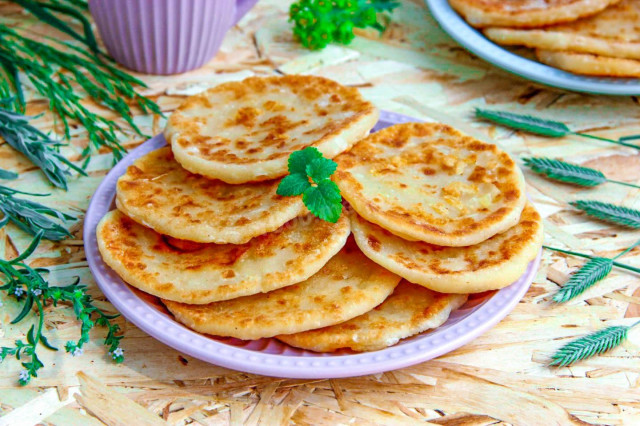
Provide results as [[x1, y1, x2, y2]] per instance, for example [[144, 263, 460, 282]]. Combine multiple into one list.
[[485, 0, 640, 60], [163, 240, 401, 340], [536, 49, 640, 77], [116, 147, 306, 244], [334, 122, 526, 247], [165, 75, 379, 183], [96, 210, 350, 304], [350, 203, 543, 294], [449, 0, 621, 28], [278, 281, 467, 352]]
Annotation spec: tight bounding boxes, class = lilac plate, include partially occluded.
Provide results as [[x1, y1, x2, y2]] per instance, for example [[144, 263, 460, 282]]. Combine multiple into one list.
[[84, 110, 541, 378]]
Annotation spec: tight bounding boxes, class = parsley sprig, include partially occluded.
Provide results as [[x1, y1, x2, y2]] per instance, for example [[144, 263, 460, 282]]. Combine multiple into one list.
[[290, 0, 400, 50], [277, 147, 343, 223], [0, 232, 124, 385]]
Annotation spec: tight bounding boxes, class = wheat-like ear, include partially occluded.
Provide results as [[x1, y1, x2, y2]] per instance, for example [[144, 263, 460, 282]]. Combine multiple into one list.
[[553, 257, 612, 303], [475, 108, 640, 149], [475, 109, 570, 137], [550, 324, 634, 367], [571, 200, 640, 229], [523, 157, 606, 186], [523, 157, 640, 189]]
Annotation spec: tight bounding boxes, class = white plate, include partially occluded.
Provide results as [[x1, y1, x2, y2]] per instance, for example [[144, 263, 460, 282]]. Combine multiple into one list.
[[425, 0, 640, 95]]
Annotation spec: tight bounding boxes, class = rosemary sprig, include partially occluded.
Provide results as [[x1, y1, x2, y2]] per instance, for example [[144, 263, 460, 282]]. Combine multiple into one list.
[[552, 239, 640, 302], [0, 185, 73, 241], [9, 0, 100, 54], [0, 107, 86, 189], [550, 321, 639, 367], [0, 24, 162, 161], [523, 157, 640, 189], [571, 200, 640, 229], [0, 232, 124, 385], [476, 109, 640, 150]]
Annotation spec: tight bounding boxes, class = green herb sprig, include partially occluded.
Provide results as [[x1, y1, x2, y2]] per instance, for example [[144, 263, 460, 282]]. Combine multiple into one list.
[[0, 169, 18, 180], [10, 0, 99, 54], [277, 147, 343, 222], [0, 232, 124, 385], [0, 107, 86, 189], [571, 200, 640, 229], [290, 0, 400, 50], [551, 239, 640, 303], [550, 321, 639, 367], [0, 185, 73, 241], [0, 24, 162, 162], [523, 157, 640, 189], [545, 241, 640, 303], [476, 108, 640, 150]]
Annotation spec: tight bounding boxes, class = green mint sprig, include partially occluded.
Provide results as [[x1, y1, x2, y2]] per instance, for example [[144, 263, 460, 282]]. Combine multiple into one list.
[[523, 157, 640, 189], [0, 232, 124, 385], [277, 147, 342, 223], [0, 185, 74, 241], [0, 108, 87, 190], [289, 0, 400, 50], [476, 108, 640, 150], [550, 321, 639, 367]]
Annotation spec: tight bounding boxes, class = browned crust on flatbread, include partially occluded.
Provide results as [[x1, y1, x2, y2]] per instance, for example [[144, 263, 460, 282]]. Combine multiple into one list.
[[334, 122, 526, 246], [165, 75, 379, 183], [449, 0, 621, 28], [350, 203, 543, 293], [277, 281, 467, 352], [96, 210, 350, 304], [116, 147, 306, 244]]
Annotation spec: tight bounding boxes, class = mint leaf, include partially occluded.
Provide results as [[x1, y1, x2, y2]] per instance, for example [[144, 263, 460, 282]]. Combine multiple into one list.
[[303, 180, 342, 223], [288, 147, 323, 175], [306, 157, 337, 184], [277, 173, 311, 196]]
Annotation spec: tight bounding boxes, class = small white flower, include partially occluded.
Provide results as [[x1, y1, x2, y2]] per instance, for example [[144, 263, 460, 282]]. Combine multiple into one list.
[[32, 289, 42, 296], [13, 287, 24, 297], [71, 347, 84, 357], [18, 370, 29, 382], [0, 300, 3, 307], [111, 347, 124, 358]]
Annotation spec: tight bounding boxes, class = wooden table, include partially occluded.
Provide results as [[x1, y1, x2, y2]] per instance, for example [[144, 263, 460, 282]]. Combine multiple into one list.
[[1, 1, 639, 424]]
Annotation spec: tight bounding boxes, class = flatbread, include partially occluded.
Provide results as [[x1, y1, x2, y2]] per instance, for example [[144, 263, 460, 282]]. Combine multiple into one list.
[[485, 0, 640, 60], [116, 147, 306, 244], [163, 240, 401, 340], [277, 281, 467, 352], [334, 122, 526, 247], [536, 49, 640, 77], [165, 75, 379, 184], [449, 0, 620, 28], [350, 203, 543, 294], [96, 210, 350, 304]]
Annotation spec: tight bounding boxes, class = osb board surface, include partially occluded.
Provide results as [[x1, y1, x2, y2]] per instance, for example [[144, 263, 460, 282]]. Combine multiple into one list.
[[0, 0, 639, 425]]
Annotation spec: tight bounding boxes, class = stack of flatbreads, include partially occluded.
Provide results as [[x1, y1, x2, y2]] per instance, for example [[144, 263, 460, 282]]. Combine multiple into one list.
[[450, 0, 640, 78], [96, 75, 543, 353]]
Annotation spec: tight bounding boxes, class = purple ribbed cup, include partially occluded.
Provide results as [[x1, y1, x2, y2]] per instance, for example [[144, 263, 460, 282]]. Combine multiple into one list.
[[89, 0, 258, 75]]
